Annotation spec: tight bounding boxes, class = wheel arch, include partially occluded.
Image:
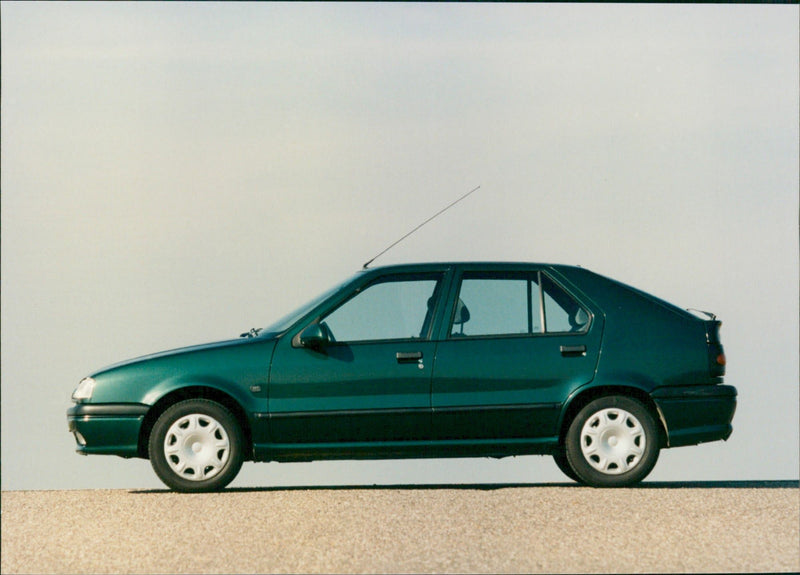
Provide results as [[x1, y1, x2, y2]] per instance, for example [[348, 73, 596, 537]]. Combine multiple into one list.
[[557, 384, 668, 449], [138, 386, 253, 460]]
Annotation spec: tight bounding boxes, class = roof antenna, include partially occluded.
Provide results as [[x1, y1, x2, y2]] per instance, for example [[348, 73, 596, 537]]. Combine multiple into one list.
[[363, 185, 481, 269]]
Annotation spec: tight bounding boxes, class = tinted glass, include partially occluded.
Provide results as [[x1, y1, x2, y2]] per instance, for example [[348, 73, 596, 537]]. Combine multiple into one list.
[[260, 275, 355, 335], [542, 274, 590, 333], [322, 276, 440, 342], [451, 275, 543, 337]]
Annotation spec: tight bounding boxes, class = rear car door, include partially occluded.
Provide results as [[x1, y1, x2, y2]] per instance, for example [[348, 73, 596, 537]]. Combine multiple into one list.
[[431, 268, 603, 440]]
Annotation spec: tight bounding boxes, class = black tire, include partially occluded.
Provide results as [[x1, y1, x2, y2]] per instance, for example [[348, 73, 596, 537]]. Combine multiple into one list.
[[565, 395, 660, 487], [553, 448, 584, 484], [149, 399, 244, 492]]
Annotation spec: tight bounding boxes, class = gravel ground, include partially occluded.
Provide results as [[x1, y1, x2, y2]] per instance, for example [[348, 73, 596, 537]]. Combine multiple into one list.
[[2, 482, 798, 574]]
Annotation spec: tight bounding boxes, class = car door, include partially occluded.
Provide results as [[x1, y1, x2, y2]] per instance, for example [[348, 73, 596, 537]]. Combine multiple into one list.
[[268, 271, 446, 444], [431, 268, 603, 440]]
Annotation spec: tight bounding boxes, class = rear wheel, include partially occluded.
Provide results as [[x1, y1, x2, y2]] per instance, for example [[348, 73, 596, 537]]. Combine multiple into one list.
[[553, 449, 584, 484], [565, 395, 660, 487], [149, 399, 244, 492]]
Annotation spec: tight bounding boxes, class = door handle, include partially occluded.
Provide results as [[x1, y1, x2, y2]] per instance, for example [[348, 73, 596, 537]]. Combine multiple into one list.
[[560, 345, 586, 357], [396, 351, 423, 364]]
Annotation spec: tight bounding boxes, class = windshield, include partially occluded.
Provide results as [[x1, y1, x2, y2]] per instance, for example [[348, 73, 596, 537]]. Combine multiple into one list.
[[258, 273, 358, 336]]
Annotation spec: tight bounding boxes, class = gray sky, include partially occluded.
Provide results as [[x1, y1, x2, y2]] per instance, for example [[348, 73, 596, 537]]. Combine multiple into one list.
[[2, 2, 798, 490]]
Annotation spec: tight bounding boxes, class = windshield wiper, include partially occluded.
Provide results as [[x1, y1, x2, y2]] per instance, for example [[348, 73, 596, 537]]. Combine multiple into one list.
[[240, 327, 263, 338]]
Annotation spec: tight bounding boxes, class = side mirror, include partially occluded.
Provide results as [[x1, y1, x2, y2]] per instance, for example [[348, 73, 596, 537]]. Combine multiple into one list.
[[295, 323, 330, 350]]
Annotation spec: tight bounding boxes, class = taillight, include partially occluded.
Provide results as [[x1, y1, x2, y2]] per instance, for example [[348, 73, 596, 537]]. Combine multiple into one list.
[[706, 319, 725, 378], [708, 344, 726, 378]]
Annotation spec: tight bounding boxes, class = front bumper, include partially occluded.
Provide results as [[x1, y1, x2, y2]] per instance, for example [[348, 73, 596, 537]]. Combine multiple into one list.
[[67, 403, 149, 458], [652, 384, 737, 448]]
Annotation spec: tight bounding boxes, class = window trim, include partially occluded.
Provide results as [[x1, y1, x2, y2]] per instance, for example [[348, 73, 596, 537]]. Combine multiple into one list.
[[537, 271, 548, 334]]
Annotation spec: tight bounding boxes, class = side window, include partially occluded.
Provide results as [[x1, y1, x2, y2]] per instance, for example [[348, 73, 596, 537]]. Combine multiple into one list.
[[450, 274, 543, 337], [449, 271, 589, 337], [321, 275, 441, 343], [542, 274, 590, 333]]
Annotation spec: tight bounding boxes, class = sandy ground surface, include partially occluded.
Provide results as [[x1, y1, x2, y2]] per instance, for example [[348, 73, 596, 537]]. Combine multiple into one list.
[[2, 481, 798, 574]]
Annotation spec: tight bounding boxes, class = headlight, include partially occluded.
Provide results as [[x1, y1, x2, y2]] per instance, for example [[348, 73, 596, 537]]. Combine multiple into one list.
[[72, 377, 96, 402]]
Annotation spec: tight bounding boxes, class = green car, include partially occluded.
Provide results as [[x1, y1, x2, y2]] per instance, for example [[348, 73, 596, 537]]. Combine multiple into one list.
[[68, 262, 736, 492]]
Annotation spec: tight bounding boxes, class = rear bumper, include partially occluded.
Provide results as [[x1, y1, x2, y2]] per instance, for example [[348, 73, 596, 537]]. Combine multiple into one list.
[[67, 403, 149, 457], [651, 384, 737, 448]]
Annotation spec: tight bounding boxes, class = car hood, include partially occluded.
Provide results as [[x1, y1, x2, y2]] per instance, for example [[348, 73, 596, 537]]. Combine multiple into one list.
[[90, 335, 276, 377]]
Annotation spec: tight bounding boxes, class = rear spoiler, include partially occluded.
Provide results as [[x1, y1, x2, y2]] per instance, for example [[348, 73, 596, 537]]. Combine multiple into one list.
[[687, 308, 716, 321]]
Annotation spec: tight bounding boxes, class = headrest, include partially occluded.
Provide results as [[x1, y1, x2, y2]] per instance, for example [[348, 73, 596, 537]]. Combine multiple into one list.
[[454, 299, 470, 325], [572, 308, 589, 329]]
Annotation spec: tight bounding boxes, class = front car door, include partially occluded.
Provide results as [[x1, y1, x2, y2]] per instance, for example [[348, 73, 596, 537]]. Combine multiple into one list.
[[268, 270, 446, 448], [431, 266, 603, 441]]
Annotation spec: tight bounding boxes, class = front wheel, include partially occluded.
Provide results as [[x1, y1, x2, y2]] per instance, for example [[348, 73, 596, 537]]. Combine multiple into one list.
[[564, 396, 660, 487], [149, 399, 244, 492]]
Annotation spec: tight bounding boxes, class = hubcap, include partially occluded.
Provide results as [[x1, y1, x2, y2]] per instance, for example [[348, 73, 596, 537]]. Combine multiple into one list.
[[163, 413, 230, 481], [580, 407, 645, 475]]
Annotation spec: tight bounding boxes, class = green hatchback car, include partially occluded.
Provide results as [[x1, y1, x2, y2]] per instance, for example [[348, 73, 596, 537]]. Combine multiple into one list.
[[68, 262, 736, 492]]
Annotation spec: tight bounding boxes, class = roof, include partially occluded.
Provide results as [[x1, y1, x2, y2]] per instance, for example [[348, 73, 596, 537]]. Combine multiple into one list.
[[361, 261, 583, 273]]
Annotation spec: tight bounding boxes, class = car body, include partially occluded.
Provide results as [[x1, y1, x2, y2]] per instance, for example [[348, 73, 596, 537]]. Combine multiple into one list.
[[68, 262, 736, 491]]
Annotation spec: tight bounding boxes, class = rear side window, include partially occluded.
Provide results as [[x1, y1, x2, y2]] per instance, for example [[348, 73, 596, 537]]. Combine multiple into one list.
[[449, 271, 589, 338], [542, 274, 591, 333]]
